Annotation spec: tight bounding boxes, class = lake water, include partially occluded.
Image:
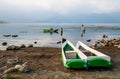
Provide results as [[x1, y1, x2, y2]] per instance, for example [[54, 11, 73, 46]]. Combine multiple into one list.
[[0, 23, 120, 50]]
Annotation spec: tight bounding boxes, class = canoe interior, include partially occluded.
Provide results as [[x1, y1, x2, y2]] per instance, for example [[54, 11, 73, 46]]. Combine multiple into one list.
[[63, 43, 74, 52], [63, 43, 87, 68], [63, 43, 80, 59], [78, 46, 96, 56]]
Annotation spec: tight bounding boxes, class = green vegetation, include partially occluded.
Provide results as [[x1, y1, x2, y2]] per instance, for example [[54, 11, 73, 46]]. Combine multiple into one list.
[[1, 74, 22, 79]]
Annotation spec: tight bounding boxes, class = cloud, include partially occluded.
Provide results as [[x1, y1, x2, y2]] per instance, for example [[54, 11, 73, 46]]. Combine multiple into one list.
[[0, 0, 120, 22], [0, 0, 120, 15], [88, 0, 120, 14]]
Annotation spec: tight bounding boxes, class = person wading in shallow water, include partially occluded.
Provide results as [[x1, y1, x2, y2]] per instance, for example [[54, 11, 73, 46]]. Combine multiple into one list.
[[57, 27, 64, 44], [81, 24, 86, 37], [60, 27, 63, 36], [50, 27, 53, 35]]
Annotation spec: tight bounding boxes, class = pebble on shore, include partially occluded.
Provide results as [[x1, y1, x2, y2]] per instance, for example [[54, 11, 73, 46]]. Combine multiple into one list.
[[92, 39, 120, 49]]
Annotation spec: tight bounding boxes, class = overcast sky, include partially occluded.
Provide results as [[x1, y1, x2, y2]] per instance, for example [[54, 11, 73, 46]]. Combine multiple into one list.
[[0, 0, 120, 23]]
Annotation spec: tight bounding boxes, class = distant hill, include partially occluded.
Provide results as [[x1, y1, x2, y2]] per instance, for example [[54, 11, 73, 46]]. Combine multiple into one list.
[[0, 20, 8, 24]]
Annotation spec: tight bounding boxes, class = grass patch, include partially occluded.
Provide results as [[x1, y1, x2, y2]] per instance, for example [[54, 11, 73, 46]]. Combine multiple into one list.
[[1, 74, 22, 79]]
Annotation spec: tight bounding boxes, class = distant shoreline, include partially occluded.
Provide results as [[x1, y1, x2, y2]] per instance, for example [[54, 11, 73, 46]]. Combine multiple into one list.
[[87, 26, 120, 30], [0, 21, 8, 24]]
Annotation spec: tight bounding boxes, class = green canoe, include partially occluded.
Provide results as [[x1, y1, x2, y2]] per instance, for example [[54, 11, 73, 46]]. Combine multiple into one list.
[[76, 41, 111, 67], [62, 40, 87, 68], [43, 29, 58, 33]]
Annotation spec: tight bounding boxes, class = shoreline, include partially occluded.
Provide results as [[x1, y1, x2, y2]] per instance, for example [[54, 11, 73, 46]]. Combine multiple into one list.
[[0, 44, 120, 79]]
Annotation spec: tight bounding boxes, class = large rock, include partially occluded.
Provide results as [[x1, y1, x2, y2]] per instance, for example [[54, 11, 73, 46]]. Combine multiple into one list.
[[91, 43, 97, 49], [27, 44, 33, 48], [115, 45, 120, 49], [14, 46, 20, 50], [6, 45, 16, 50], [6, 45, 20, 50], [19, 62, 30, 72], [14, 65, 22, 70], [20, 44, 26, 48]]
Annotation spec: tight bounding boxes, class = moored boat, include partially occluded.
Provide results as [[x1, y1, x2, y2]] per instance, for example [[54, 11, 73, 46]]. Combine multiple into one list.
[[43, 29, 58, 33], [62, 40, 87, 68], [76, 41, 111, 67]]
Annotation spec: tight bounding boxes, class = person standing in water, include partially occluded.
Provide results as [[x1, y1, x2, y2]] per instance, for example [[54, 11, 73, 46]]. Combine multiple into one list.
[[60, 27, 63, 36], [81, 24, 86, 37], [57, 27, 64, 44]]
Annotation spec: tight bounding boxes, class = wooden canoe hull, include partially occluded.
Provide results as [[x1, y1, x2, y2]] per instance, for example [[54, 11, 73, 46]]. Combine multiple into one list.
[[76, 41, 112, 67], [62, 40, 87, 68]]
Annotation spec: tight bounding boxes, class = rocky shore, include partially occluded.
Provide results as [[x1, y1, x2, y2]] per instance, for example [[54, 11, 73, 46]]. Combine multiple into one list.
[[0, 39, 120, 79]]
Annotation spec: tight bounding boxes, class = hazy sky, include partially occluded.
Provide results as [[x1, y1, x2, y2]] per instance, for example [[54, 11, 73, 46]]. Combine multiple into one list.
[[0, 0, 120, 23]]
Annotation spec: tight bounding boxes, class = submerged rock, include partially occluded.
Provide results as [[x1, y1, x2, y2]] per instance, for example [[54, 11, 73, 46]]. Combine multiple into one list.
[[86, 39, 91, 42], [6, 45, 20, 50], [57, 41, 61, 44], [34, 41, 37, 44], [2, 42, 7, 46], [103, 34, 108, 38], [12, 35, 18, 37], [3, 34, 11, 37], [62, 38, 66, 43]]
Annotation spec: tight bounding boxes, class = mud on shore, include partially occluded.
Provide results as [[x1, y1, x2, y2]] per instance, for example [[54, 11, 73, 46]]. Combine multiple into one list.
[[0, 46, 120, 79]]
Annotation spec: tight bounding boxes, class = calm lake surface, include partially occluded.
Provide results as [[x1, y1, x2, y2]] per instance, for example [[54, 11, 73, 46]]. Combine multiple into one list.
[[0, 23, 120, 50]]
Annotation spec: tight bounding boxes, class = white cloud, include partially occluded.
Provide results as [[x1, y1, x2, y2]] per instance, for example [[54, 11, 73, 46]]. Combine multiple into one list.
[[88, 0, 120, 14], [0, 0, 120, 15]]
